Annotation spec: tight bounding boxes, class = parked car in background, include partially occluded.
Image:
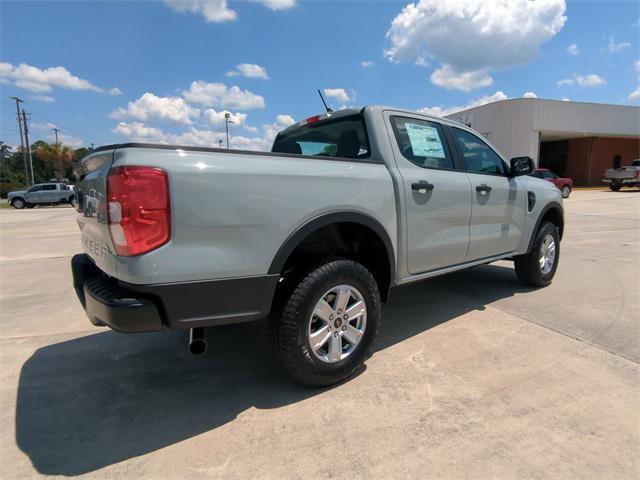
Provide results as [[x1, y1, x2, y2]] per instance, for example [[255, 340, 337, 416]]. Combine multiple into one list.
[[71, 105, 564, 386], [529, 168, 573, 198], [602, 159, 640, 191], [7, 183, 76, 209]]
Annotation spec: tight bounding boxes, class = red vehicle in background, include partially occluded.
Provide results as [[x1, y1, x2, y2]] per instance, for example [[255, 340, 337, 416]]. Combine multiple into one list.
[[529, 168, 573, 198]]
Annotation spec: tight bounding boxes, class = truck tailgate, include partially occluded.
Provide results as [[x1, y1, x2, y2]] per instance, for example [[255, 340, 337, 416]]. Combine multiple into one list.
[[74, 149, 118, 276]]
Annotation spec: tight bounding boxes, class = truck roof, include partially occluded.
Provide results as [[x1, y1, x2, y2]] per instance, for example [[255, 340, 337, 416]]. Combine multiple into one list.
[[277, 105, 464, 136]]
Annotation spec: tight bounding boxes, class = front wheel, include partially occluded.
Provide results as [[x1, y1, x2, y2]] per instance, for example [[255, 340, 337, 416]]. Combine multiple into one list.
[[561, 185, 571, 198], [609, 183, 621, 192], [11, 198, 25, 209], [514, 221, 560, 287], [270, 259, 381, 386]]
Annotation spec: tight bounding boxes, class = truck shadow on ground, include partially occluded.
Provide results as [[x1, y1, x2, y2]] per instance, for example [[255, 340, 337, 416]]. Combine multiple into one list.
[[16, 263, 532, 476]]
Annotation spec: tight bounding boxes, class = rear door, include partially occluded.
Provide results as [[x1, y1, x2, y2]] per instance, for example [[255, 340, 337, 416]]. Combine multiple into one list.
[[386, 114, 472, 274], [41, 184, 58, 202], [448, 126, 525, 260]]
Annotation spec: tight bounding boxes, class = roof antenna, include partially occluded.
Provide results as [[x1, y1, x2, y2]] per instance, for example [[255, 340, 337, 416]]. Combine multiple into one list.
[[317, 89, 333, 114]]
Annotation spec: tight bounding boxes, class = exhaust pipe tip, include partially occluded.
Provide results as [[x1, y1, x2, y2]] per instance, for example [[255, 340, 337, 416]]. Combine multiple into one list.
[[189, 328, 207, 355]]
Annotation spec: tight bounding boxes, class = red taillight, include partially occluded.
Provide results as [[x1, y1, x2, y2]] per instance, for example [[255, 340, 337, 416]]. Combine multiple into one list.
[[107, 166, 170, 256], [634, 167, 640, 179]]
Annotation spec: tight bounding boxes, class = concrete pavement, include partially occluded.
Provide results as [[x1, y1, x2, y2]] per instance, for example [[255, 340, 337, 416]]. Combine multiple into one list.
[[0, 191, 638, 479]]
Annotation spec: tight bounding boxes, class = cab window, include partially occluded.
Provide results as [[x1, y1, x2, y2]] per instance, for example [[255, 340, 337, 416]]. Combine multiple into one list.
[[390, 116, 454, 170], [453, 128, 506, 175], [272, 115, 370, 160]]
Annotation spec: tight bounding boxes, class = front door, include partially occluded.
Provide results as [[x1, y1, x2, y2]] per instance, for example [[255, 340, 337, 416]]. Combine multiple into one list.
[[387, 115, 472, 274], [449, 127, 525, 260]]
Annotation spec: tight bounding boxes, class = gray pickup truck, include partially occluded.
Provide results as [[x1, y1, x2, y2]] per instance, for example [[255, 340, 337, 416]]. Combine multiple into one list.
[[71, 106, 564, 386], [8, 182, 75, 209], [602, 159, 640, 191]]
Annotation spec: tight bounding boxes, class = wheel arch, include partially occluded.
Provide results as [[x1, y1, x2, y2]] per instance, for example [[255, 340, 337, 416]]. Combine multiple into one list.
[[527, 201, 564, 253], [268, 211, 396, 301]]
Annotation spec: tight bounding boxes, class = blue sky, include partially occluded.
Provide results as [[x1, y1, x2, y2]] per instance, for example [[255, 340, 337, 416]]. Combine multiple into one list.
[[1, 0, 638, 150]]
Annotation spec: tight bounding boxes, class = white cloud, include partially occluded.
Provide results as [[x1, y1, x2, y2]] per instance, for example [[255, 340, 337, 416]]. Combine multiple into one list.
[[323, 88, 351, 104], [163, 0, 237, 23], [251, 0, 296, 11], [163, 0, 295, 22], [0, 62, 120, 95], [414, 57, 430, 67], [629, 87, 640, 102], [31, 121, 58, 130], [182, 81, 265, 109], [557, 73, 606, 87], [56, 133, 84, 148], [418, 90, 508, 117], [634, 60, 640, 76], [203, 108, 248, 128], [226, 63, 269, 79], [113, 122, 168, 143], [523, 91, 538, 98], [111, 92, 200, 125], [385, 0, 566, 91], [113, 113, 295, 152], [561, 97, 570, 101], [30, 94, 55, 103], [605, 37, 630, 54], [430, 65, 492, 92], [566, 43, 580, 55], [360, 60, 374, 68]]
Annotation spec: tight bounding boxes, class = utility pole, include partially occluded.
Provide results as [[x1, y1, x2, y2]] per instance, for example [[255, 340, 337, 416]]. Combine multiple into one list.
[[22, 111, 35, 186], [9, 96, 29, 186], [52, 127, 60, 145]]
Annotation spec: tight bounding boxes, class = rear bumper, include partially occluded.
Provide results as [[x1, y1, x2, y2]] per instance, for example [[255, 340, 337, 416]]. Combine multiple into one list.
[[71, 254, 163, 332], [602, 178, 638, 184], [71, 254, 280, 333]]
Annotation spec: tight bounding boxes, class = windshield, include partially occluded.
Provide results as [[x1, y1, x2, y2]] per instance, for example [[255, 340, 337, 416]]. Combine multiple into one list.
[[272, 115, 370, 160]]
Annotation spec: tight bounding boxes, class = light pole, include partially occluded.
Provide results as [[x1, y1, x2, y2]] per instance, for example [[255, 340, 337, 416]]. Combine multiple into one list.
[[224, 113, 230, 149], [224, 112, 235, 149]]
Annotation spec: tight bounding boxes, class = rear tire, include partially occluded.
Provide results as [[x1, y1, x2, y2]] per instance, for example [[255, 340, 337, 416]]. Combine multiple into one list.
[[610, 183, 621, 191], [561, 185, 571, 198], [269, 259, 381, 386], [514, 221, 560, 287], [11, 198, 25, 209]]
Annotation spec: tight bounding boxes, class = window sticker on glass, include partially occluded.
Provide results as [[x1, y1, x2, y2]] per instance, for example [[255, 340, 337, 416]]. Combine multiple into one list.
[[405, 123, 445, 158]]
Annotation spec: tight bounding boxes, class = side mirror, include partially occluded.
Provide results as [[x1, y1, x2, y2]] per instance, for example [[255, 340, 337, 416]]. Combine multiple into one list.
[[509, 156, 533, 177]]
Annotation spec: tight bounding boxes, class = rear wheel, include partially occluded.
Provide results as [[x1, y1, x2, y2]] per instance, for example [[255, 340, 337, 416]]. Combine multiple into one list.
[[269, 259, 381, 386], [610, 183, 621, 191], [11, 198, 25, 209], [514, 221, 560, 287], [561, 185, 571, 198]]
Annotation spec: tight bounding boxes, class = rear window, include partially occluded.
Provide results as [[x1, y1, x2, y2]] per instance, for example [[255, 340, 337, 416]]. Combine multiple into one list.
[[272, 115, 370, 160]]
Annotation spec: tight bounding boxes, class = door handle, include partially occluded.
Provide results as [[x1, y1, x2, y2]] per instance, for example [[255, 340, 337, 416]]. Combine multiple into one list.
[[476, 183, 492, 194], [411, 180, 434, 192]]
